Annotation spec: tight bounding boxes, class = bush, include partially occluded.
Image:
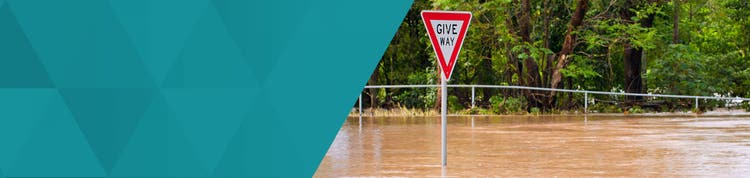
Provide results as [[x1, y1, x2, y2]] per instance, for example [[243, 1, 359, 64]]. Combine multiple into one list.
[[628, 106, 644, 114], [393, 70, 436, 109], [606, 105, 622, 113], [490, 95, 527, 114], [590, 103, 604, 113], [742, 102, 750, 112], [691, 106, 703, 114], [447, 95, 463, 113], [489, 95, 503, 114], [591, 103, 622, 113], [530, 107, 541, 115], [659, 105, 671, 112]]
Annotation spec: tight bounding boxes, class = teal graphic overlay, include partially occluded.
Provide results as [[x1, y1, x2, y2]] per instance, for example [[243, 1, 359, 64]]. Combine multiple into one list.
[[0, 0, 411, 176]]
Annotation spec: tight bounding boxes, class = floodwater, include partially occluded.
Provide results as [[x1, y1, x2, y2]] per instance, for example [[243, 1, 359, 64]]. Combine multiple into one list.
[[314, 116, 750, 177]]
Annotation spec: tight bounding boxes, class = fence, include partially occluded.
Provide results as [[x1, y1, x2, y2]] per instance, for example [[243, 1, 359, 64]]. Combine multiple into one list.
[[357, 84, 750, 116]]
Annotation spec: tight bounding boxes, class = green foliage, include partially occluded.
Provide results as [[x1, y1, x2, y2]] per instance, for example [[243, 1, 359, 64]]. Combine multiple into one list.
[[512, 43, 554, 61], [490, 95, 527, 114], [448, 95, 463, 112], [692, 107, 702, 114], [628, 106, 644, 114], [529, 107, 541, 115], [646, 44, 712, 96], [365, 0, 750, 113], [590, 103, 622, 113], [742, 102, 750, 112], [560, 55, 602, 79], [394, 68, 437, 109], [488, 95, 503, 114]]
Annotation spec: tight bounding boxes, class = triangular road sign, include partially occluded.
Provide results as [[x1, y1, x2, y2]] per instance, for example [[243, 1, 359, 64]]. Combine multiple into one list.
[[421, 11, 472, 80]]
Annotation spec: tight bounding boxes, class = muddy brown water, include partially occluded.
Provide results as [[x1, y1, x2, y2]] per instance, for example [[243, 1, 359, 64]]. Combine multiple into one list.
[[314, 116, 750, 177]]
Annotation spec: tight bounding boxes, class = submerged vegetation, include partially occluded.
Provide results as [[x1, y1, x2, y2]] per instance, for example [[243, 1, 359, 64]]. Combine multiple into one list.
[[362, 0, 750, 114]]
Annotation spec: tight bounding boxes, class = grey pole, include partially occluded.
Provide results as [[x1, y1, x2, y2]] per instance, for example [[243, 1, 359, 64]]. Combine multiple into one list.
[[584, 92, 588, 113], [441, 77, 447, 167], [695, 97, 699, 110], [359, 93, 363, 129], [359, 92, 362, 118], [471, 86, 475, 109]]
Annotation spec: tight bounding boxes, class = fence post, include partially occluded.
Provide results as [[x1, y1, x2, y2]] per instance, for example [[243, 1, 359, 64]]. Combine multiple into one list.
[[359, 92, 362, 118], [584, 91, 588, 113], [695, 97, 699, 110], [471, 86, 475, 109]]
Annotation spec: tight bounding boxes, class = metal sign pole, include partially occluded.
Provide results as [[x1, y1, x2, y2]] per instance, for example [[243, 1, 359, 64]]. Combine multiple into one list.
[[421, 10, 472, 168], [441, 77, 447, 167]]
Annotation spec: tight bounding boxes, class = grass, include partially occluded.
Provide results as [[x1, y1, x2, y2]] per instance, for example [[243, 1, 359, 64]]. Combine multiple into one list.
[[349, 107, 585, 117], [349, 105, 750, 117]]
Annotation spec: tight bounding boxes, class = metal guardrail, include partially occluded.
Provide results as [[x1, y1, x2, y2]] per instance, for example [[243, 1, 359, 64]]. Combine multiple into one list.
[[357, 84, 750, 116]]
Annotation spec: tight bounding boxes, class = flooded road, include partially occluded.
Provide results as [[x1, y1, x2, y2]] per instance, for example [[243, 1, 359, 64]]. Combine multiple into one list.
[[314, 116, 750, 177]]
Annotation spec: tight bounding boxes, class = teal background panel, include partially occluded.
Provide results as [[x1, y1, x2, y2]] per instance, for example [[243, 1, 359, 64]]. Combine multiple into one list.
[[0, 0, 411, 177]]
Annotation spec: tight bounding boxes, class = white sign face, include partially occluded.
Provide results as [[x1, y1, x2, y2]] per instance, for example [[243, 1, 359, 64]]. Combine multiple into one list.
[[430, 20, 464, 65], [421, 11, 472, 80]]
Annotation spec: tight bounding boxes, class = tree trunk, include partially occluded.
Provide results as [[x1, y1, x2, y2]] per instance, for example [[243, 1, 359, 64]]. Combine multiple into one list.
[[673, 0, 679, 44], [368, 64, 379, 109], [622, 0, 639, 102], [512, 0, 524, 87], [478, 10, 497, 106], [383, 58, 392, 108], [481, 49, 495, 105], [519, 0, 537, 87], [623, 0, 656, 102], [507, 0, 522, 97], [623, 44, 644, 102], [549, 0, 589, 103], [519, 0, 544, 110], [542, 0, 553, 88]]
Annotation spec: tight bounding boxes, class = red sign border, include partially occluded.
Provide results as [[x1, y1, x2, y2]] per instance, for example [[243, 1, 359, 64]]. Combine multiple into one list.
[[421, 11, 472, 80]]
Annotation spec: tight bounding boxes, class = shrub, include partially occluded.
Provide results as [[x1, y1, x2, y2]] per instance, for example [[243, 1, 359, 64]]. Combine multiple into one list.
[[530, 107, 541, 115], [591, 103, 621, 113], [628, 106, 644, 114], [447, 95, 463, 113], [490, 95, 527, 114]]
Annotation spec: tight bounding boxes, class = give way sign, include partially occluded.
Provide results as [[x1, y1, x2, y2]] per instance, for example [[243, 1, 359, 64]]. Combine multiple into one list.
[[421, 11, 472, 80]]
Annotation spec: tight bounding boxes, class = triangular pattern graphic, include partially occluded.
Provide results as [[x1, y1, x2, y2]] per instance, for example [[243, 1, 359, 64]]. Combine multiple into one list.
[[161, 2, 256, 88], [6, 91, 106, 177], [58, 88, 156, 174], [211, 118, 255, 177], [212, 94, 281, 177], [0, 89, 56, 171], [210, 0, 310, 85], [108, 0, 210, 83], [6, 0, 154, 88], [110, 93, 207, 177], [0, 3, 54, 88], [0, 0, 414, 177], [162, 88, 255, 171]]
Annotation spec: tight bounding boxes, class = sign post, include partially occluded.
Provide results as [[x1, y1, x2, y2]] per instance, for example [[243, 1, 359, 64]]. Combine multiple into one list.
[[421, 10, 472, 167], [440, 74, 447, 166]]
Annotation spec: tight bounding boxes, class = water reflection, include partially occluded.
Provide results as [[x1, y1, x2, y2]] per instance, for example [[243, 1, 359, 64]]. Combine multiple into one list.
[[315, 116, 750, 177]]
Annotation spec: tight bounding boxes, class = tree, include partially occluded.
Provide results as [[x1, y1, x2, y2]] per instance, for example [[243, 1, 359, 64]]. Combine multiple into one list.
[[549, 0, 589, 104], [362, 0, 750, 113], [672, 0, 680, 44], [622, 0, 657, 102]]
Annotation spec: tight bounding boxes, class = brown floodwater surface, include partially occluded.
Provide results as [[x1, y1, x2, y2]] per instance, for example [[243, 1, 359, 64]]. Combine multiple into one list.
[[314, 116, 750, 177]]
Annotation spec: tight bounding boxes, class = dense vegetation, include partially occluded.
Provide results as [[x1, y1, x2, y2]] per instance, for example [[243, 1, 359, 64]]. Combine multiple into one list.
[[362, 0, 750, 114]]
